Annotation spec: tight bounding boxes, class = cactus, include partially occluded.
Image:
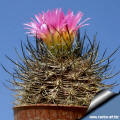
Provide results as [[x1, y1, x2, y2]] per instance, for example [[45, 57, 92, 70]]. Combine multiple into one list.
[[3, 31, 119, 106], [3, 9, 119, 106]]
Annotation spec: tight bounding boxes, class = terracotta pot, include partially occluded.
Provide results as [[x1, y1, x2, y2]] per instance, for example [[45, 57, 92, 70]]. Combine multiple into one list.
[[13, 104, 88, 120]]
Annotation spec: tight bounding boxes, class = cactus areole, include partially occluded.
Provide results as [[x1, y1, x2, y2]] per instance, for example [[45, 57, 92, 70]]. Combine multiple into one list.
[[3, 8, 119, 120]]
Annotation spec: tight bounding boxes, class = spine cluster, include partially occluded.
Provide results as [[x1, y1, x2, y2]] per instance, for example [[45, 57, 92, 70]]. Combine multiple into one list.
[[3, 31, 119, 106]]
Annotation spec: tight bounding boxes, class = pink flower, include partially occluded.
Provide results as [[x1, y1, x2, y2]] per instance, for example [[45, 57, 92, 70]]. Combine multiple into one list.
[[25, 8, 90, 50]]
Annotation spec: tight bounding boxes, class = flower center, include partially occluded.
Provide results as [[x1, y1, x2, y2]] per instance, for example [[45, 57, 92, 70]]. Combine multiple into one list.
[[42, 31, 76, 51]]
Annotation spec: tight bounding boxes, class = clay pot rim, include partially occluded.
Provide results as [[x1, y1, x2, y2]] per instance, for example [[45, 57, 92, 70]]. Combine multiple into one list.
[[13, 103, 88, 110]]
